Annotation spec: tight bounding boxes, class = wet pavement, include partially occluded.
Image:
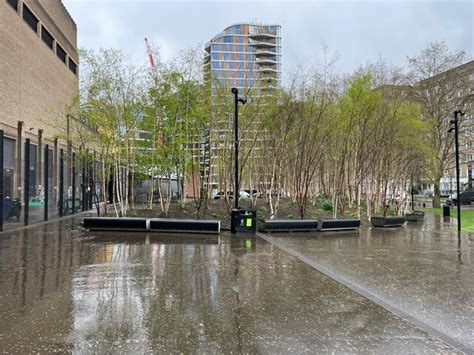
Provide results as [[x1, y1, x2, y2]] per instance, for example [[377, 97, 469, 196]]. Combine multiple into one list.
[[0, 215, 467, 353], [259, 214, 474, 353]]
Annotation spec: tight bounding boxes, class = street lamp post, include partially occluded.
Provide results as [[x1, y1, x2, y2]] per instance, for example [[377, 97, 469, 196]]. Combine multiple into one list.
[[231, 87, 246, 209], [449, 110, 464, 233]]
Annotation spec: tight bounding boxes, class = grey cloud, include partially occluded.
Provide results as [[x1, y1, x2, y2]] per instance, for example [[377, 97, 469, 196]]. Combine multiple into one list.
[[63, 0, 473, 80]]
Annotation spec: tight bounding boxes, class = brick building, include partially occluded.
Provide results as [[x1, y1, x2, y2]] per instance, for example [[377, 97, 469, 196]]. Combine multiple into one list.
[[0, 0, 78, 204]]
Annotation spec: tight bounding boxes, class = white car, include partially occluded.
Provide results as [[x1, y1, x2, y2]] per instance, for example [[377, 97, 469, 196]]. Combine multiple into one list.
[[239, 191, 251, 199]]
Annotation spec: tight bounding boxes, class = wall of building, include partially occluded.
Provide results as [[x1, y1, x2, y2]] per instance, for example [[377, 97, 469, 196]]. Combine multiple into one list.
[[0, 0, 78, 199]]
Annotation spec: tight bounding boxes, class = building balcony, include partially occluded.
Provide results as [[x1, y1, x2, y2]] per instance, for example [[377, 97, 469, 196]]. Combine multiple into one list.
[[249, 40, 278, 48], [254, 49, 280, 56], [255, 58, 278, 64], [258, 67, 280, 73], [249, 32, 279, 40]]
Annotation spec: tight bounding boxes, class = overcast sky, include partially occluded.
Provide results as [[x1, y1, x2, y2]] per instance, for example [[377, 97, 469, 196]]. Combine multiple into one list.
[[63, 0, 473, 80]]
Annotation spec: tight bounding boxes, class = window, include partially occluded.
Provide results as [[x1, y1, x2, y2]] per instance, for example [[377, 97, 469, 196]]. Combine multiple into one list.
[[56, 44, 66, 63], [23, 5, 39, 33], [7, 0, 18, 11], [41, 26, 54, 50], [3, 137, 16, 198], [69, 59, 77, 75]]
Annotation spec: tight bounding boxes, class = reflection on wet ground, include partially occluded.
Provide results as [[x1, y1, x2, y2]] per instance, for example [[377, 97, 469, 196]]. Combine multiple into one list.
[[260, 214, 473, 352], [0, 216, 461, 353]]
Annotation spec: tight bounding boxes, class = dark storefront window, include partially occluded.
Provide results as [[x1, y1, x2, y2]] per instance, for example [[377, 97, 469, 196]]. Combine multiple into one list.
[[3, 137, 15, 198], [29, 144, 37, 199], [48, 148, 53, 202]]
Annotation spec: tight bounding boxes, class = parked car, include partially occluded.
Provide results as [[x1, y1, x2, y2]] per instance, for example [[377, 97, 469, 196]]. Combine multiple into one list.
[[239, 191, 251, 199], [213, 191, 233, 200], [446, 190, 474, 205]]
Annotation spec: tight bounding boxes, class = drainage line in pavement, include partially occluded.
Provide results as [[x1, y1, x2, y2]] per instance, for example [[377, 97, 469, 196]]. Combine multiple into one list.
[[257, 232, 472, 354]]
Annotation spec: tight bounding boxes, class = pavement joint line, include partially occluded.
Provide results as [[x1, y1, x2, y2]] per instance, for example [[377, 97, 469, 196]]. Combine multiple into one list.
[[257, 232, 473, 355]]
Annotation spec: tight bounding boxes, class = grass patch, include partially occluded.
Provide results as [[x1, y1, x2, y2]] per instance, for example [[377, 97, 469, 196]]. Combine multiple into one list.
[[422, 208, 474, 232]]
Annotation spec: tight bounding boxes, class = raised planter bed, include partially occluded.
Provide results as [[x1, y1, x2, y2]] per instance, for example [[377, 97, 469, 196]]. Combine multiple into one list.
[[405, 211, 425, 222], [257, 219, 318, 233], [83, 217, 220, 234], [318, 219, 361, 231], [83, 217, 148, 231], [149, 218, 220, 234], [370, 216, 406, 228]]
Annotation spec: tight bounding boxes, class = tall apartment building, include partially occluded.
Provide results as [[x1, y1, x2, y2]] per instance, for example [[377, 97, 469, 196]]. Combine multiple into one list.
[[204, 23, 282, 94], [0, 0, 78, 203], [198, 23, 281, 193]]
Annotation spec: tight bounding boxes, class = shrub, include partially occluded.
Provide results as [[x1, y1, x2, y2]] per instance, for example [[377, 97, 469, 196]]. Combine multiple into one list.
[[257, 206, 268, 220], [287, 213, 296, 219], [322, 201, 333, 212]]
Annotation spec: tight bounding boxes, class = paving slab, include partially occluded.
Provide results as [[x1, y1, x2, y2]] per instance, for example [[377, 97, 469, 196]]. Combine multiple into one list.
[[0, 216, 460, 353], [259, 213, 474, 353]]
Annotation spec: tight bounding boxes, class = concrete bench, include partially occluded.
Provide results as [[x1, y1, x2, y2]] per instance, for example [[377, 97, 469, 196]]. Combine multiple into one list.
[[83, 217, 148, 231], [83, 217, 220, 234], [370, 216, 406, 228], [257, 219, 319, 233], [149, 218, 220, 234], [318, 219, 361, 231]]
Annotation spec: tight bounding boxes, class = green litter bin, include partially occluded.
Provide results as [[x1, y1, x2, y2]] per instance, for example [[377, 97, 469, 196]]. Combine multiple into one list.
[[231, 208, 256, 234]]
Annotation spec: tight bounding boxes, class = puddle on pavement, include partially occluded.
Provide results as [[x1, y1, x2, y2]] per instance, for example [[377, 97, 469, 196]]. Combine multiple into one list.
[[0, 217, 459, 353]]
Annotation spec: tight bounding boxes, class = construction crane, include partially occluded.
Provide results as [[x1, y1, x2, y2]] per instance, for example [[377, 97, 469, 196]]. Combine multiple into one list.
[[144, 37, 157, 78]]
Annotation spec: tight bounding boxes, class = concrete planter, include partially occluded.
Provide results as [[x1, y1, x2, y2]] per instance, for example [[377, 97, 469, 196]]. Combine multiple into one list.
[[257, 219, 318, 233], [370, 216, 406, 228], [83, 217, 220, 234], [317, 219, 361, 231], [405, 211, 425, 222], [83, 217, 148, 231]]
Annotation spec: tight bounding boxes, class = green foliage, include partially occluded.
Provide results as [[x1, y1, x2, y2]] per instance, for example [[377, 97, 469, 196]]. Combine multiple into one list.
[[286, 213, 296, 219], [257, 207, 268, 220], [315, 193, 333, 211], [322, 201, 334, 212]]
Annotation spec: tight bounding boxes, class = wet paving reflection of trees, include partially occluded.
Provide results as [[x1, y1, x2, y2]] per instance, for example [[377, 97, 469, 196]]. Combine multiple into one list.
[[0, 218, 457, 353]]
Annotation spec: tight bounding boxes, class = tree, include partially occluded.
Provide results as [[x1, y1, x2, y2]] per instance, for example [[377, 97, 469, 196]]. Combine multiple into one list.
[[407, 42, 469, 207]]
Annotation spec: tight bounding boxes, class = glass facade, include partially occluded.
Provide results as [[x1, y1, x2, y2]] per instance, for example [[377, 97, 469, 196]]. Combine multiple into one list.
[[205, 23, 282, 92], [3, 137, 15, 198]]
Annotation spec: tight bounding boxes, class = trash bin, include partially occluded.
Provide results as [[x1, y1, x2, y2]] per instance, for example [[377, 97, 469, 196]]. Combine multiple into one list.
[[231, 208, 256, 234], [442, 204, 450, 218]]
